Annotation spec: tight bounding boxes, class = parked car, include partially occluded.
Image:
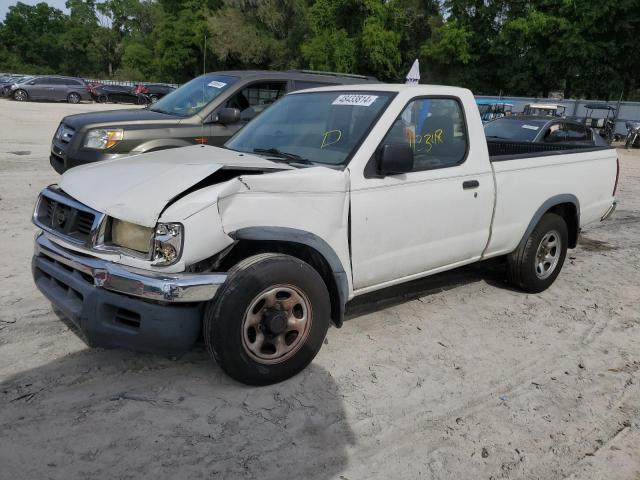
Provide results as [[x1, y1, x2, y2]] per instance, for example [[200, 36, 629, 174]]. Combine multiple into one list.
[[0, 75, 32, 97], [32, 84, 618, 385], [11, 75, 90, 103], [49, 69, 378, 173], [484, 116, 608, 147], [133, 83, 176, 103], [91, 84, 148, 104], [85, 81, 104, 97], [522, 103, 566, 117]]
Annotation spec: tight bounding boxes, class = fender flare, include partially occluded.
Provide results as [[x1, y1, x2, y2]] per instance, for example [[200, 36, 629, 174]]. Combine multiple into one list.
[[517, 194, 580, 250], [230, 226, 349, 327]]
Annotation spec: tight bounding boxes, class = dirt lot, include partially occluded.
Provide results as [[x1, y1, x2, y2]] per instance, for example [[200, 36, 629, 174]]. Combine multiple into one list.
[[0, 99, 638, 480]]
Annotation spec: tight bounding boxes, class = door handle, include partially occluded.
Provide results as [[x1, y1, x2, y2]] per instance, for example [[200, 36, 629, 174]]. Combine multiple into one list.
[[462, 180, 479, 190]]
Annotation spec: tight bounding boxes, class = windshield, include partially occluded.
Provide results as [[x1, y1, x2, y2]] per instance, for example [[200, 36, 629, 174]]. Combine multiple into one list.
[[484, 118, 546, 142], [225, 91, 393, 165], [149, 74, 237, 117], [14, 76, 32, 84]]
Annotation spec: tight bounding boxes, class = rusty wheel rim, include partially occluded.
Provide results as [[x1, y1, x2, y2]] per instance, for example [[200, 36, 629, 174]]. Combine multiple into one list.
[[241, 284, 312, 365]]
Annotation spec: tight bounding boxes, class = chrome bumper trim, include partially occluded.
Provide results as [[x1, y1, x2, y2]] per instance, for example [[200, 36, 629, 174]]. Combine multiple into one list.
[[601, 201, 617, 221], [34, 233, 226, 303]]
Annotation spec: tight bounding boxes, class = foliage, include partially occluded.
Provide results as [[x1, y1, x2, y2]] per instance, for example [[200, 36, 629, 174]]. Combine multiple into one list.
[[0, 0, 638, 100]]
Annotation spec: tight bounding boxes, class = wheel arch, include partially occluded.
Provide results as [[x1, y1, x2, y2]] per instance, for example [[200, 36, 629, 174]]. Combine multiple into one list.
[[131, 140, 189, 154], [223, 227, 349, 328], [518, 194, 580, 250]]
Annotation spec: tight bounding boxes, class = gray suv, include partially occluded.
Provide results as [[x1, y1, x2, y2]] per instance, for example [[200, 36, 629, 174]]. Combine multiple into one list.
[[50, 69, 378, 173], [12, 75, 91, 104]]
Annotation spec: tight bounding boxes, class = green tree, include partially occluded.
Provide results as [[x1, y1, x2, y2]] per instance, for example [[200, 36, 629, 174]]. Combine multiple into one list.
[[1, 2, 67, 72]]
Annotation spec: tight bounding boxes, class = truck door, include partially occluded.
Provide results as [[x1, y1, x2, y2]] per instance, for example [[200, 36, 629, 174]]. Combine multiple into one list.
[[349, 97, 494, 291], [206, 81, 287, 146]]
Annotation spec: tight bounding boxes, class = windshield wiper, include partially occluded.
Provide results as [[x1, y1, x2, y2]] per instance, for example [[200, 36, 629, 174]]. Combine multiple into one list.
[[253, 148, 314, 164]]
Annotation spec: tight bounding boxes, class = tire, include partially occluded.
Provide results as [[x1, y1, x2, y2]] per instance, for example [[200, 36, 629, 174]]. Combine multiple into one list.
[[150, 95, 159, 103], [204, 253, 331, 385], [13, 89, 27, 101], [507, 213, 568, 293], [67, 92, 80, 104], [98, 95, 108, 103]]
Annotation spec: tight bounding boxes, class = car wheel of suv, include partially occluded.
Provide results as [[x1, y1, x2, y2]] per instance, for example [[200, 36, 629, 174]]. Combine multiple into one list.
[[507, 213, 568, 293], [13, 89, 27, 101], [203, 253, 331, 385], [67, 92, 81, 104], [98, 95, 108, 103]]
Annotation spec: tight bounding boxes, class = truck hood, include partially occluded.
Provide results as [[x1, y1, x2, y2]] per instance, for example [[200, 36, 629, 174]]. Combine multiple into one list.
[[62, 108, 180, 129], [59, 145, 290, 227]]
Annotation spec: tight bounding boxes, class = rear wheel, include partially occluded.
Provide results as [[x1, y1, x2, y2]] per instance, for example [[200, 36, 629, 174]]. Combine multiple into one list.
[[98, 95, 108, 103], [13, 89, 27, 101], [204, 253, 331, 385], [507, 213, 568, 293], [67, 92, 80, 104]]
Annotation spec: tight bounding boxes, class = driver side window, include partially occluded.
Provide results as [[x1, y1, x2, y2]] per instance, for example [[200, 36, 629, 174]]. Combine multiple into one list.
[[543, 123, 567, 143], [226, 81, 287, 120], [381, 98, 468, 171]]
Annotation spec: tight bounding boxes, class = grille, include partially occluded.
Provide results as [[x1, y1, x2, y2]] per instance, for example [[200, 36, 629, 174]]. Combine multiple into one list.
[[35, 190, 101, 245]]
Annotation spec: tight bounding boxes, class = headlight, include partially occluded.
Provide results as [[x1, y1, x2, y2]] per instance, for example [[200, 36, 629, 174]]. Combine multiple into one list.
[[111, 219, 154, 253], [83, 129, 124, 149], [107, 219, 183, 265], [152, 223, 183, 266]]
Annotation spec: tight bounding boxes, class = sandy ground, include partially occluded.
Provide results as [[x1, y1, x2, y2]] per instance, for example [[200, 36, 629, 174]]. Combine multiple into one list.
[[0, 99, 638, 480]]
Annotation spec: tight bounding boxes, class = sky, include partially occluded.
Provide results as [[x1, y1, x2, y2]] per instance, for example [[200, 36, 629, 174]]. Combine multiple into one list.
[[1, 0, 69, 22]]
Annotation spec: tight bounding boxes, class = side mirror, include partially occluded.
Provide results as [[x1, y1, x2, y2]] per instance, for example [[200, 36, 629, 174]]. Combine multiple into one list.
[[217, 107, 241, 125], [377, 144, 414, 176]]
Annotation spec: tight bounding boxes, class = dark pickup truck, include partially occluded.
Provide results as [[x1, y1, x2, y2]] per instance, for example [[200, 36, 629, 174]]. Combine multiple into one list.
[[50, 70, 378, 173]]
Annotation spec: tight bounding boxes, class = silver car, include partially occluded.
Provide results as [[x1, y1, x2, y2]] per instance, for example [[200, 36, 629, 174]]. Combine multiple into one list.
[[11, 75, 91, 104]]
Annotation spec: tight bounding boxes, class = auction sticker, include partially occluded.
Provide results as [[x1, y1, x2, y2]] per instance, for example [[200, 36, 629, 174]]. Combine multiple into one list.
[[208, 80, 227, 89], [332, 94, 378, 107], [522, 124, 540, 130]]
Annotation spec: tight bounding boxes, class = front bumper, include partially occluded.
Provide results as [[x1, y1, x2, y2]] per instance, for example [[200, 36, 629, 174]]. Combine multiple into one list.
[[32, 233, 227, 355], [50, 140, 129, 174]]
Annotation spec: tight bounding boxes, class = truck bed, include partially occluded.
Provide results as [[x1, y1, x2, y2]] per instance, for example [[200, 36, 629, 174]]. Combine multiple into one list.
[[487, 140, 611, 161]]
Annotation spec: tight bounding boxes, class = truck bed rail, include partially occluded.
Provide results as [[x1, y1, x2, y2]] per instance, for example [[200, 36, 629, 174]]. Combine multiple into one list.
[[488, 140, 611, 162]]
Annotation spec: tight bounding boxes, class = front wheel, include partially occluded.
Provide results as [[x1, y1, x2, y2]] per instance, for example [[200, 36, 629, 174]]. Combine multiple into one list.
[[507, 213, 568, 293], [204, 253, 331, 385], [67, 92, 80, 104], [13, 89, 27, 101]]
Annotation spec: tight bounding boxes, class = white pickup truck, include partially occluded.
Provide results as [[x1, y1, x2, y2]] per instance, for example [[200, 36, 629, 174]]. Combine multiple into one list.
[[32, 85, 618, 385]]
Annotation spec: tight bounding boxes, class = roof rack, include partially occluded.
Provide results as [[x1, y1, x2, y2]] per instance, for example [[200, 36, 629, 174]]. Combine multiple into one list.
[[288, 69, 375, 80]]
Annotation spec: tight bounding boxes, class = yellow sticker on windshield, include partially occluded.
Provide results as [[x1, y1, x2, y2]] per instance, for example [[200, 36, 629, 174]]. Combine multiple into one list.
[[321, 129, 342, 148]]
